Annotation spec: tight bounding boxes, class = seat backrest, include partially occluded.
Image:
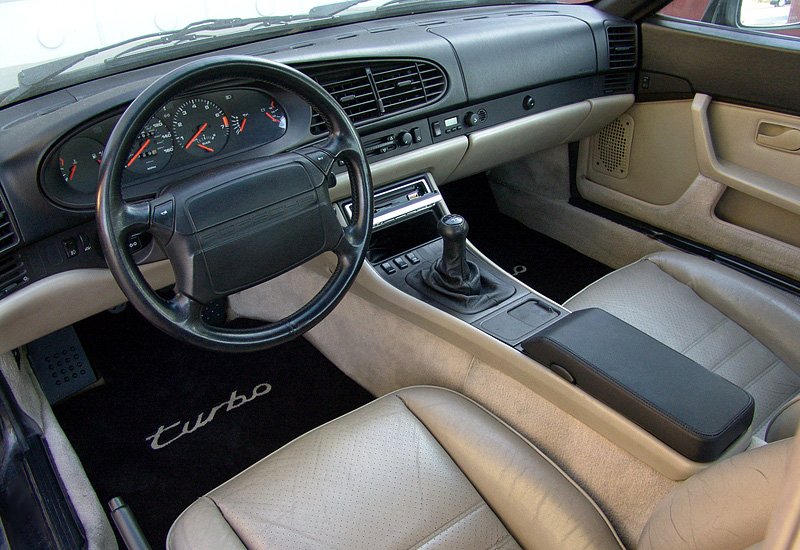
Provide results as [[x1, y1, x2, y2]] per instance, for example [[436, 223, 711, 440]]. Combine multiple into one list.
[[639, 437, 796, 550]]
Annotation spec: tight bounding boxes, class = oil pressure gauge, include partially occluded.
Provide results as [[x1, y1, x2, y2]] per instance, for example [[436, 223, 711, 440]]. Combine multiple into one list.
[[230, 94, 287, 145]]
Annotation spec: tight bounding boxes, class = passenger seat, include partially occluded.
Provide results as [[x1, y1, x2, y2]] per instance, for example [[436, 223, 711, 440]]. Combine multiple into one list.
[[564, 251, 800, 442]]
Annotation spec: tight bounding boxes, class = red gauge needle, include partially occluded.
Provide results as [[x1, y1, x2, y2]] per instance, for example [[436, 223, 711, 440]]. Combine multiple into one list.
[[265, 112, 279, 123], [185, 123, 208, 150], [126, 138, 151, 167], [238, 117, 247, 133], [196, 143, 214, 153], [68, 165, 77, 181]]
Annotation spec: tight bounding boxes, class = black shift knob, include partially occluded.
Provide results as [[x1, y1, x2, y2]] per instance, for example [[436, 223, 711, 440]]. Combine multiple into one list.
[[436, 214, 473, 285], [438, 214, 469, 241]]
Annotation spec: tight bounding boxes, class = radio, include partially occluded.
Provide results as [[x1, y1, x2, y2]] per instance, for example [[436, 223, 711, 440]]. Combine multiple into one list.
[[342, 175, 442, 229]]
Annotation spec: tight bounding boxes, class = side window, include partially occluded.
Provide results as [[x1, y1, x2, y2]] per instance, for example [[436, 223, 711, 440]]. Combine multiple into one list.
[[659, 0, 800, 39]]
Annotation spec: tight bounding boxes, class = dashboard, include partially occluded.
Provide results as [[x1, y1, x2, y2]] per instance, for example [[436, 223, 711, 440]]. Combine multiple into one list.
[[0, 3, 638, 350]]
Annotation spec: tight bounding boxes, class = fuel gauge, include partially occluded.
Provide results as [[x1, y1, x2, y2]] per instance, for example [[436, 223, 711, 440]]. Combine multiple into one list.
[[58, 137, 104, 194]]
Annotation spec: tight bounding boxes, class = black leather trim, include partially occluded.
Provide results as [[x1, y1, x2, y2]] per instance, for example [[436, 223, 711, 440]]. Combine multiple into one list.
[[522, 308, 754, 462]]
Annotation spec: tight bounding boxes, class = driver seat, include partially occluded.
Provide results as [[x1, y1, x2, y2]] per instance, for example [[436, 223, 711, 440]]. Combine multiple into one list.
[[167, 386, 796, 549]]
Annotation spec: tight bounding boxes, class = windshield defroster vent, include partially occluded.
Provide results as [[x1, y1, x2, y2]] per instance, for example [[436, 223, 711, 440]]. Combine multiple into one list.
[[606, 25, 637, 70], [305, 60, 447, 134], [0, 190, 21, 255]]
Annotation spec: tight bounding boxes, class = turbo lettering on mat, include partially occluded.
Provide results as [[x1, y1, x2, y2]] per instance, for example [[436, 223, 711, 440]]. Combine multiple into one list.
[[146, 382, 272, 450]]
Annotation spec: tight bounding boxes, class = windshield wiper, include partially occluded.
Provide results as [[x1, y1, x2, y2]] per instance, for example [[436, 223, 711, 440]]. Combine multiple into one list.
[[105, 16, 302, 63]]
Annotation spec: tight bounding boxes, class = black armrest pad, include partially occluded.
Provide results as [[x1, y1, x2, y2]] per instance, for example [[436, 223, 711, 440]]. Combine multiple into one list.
[[522, 308, 754, 462]]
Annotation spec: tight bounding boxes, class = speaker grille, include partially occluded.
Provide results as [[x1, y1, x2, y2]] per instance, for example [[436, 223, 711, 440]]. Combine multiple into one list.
[[592, 114, 634, 179]]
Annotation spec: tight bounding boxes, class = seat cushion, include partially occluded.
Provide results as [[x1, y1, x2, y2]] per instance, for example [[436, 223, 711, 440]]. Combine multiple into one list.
[[564, 251, 800, 437], [168, 387, 622, 550]]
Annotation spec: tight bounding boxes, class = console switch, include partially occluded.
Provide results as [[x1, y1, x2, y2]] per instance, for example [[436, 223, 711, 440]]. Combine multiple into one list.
[[393, 257, 409, 269], [405, 252, 420, 265], [380, 261, 396, 274]]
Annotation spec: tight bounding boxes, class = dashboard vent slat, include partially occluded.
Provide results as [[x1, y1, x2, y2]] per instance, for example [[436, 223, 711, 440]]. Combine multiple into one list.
[[304, 60, 447, 134], [0, 190, 21, 255], [0, 253, 28, 298], [603, 73, 635, 95], [606, 25, 637, 70]]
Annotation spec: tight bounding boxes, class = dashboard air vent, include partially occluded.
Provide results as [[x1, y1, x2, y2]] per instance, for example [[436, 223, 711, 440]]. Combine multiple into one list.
[[606, 25, 637, 70], [0, 190, 21, 255], [0, 253, 28, 299], [603, 73, 635, 95], [306, 60, 447, 134]]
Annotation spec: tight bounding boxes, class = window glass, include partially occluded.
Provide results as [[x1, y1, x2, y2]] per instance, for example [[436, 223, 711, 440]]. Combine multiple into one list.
[[659, 0, 800, 39]]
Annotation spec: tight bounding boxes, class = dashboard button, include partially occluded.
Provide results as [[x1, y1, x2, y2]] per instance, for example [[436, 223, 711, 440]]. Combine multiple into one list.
[[152, 199, 175, 230], [431, 121, 442, 137], [393, 257, 409, 269], [62, 238, 79, 258], [299, 147, 335, 173], [78, 233, 93, 253]]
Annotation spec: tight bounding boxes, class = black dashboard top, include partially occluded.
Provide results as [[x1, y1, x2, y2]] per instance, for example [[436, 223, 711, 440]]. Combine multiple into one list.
[[0, 4, 635, 290]]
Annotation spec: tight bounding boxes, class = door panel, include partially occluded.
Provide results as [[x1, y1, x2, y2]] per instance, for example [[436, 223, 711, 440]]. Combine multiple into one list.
[[576, 17, 800, 283]]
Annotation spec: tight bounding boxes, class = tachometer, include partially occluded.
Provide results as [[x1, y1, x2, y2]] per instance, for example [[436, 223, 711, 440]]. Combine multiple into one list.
[[125, 115, 174, 174], [58, 137, 104, 194], [171, 99, 229, 157]]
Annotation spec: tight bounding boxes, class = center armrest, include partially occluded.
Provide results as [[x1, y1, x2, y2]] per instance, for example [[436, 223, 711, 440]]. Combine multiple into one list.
[[521, 308, 754, 462]]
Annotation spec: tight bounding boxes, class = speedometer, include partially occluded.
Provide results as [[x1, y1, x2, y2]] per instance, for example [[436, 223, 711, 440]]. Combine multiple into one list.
[[172, 99, 230, 157], [125, 116, 174, 174]]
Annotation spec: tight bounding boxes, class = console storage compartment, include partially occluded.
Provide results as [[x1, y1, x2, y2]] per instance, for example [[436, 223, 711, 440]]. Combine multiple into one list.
[[521, 308, 754, 462]]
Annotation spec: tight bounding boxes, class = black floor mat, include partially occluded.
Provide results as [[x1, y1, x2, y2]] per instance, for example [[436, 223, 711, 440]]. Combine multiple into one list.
[[441, 174, 612, 304], [54, 306, 373, 547]]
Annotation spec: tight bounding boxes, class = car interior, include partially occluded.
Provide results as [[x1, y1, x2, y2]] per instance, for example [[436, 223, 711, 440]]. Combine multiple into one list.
[[0, 0, 799, 548]]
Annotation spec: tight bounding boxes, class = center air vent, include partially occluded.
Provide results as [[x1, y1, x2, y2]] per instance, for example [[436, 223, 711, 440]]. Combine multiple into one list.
[[305, 60, 447, 134], [0, 190, 21, 255], [606, 25, 637, 70]]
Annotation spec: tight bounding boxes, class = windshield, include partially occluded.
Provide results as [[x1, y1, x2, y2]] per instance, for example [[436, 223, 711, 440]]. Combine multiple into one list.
[[0, 0, 583, 108]]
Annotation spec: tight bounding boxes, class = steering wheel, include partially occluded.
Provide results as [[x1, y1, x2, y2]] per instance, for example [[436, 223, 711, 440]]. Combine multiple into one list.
[[97, 56, 373, 352]]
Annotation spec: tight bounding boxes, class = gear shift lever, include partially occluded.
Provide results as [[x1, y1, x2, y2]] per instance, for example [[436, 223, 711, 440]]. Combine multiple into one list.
[[431, 214, 481, 295], [407, 212, 515, 314]]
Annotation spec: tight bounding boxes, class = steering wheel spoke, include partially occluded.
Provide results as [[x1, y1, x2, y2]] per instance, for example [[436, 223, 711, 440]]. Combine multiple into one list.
[[167, 291, 205, 326], [118, 200, 152, 238]]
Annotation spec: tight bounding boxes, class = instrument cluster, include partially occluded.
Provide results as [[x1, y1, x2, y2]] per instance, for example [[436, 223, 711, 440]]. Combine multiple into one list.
[[41, 87, 290, 209]]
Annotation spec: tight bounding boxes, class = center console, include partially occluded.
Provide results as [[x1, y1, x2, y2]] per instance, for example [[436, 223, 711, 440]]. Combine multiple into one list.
[[336, 174, 754, 463], [338, 174, 566, 348]]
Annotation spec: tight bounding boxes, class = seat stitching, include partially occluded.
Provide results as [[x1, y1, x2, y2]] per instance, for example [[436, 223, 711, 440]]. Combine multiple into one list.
[[706, 331, 758, 373], [678, 316, 730, 356], [741, 358, 782, 391], [407, 500, 487, 549]]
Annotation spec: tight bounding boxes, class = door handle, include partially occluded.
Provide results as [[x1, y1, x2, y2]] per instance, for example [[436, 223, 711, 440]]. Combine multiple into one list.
[[756, 121, 800, 153]]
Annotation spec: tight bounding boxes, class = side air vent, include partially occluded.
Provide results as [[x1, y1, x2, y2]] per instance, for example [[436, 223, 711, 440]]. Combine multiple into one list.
[[306, 60, 447, 134], [603, 73, 635, 95], [0, 253, 28, 299], [607, 25, 637, 70], [0, 190, 21, 255]]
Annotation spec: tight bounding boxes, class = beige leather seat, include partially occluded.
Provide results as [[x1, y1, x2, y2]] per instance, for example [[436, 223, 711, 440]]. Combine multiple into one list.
[[168, 386, 795, 549], [565, 251, 800, 441]]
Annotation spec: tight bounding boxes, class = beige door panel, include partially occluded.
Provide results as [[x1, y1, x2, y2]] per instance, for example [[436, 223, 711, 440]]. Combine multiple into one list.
[[692, 94, 800, 216], [578, 95, 800, 281], [583, 100, 698, 205]]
